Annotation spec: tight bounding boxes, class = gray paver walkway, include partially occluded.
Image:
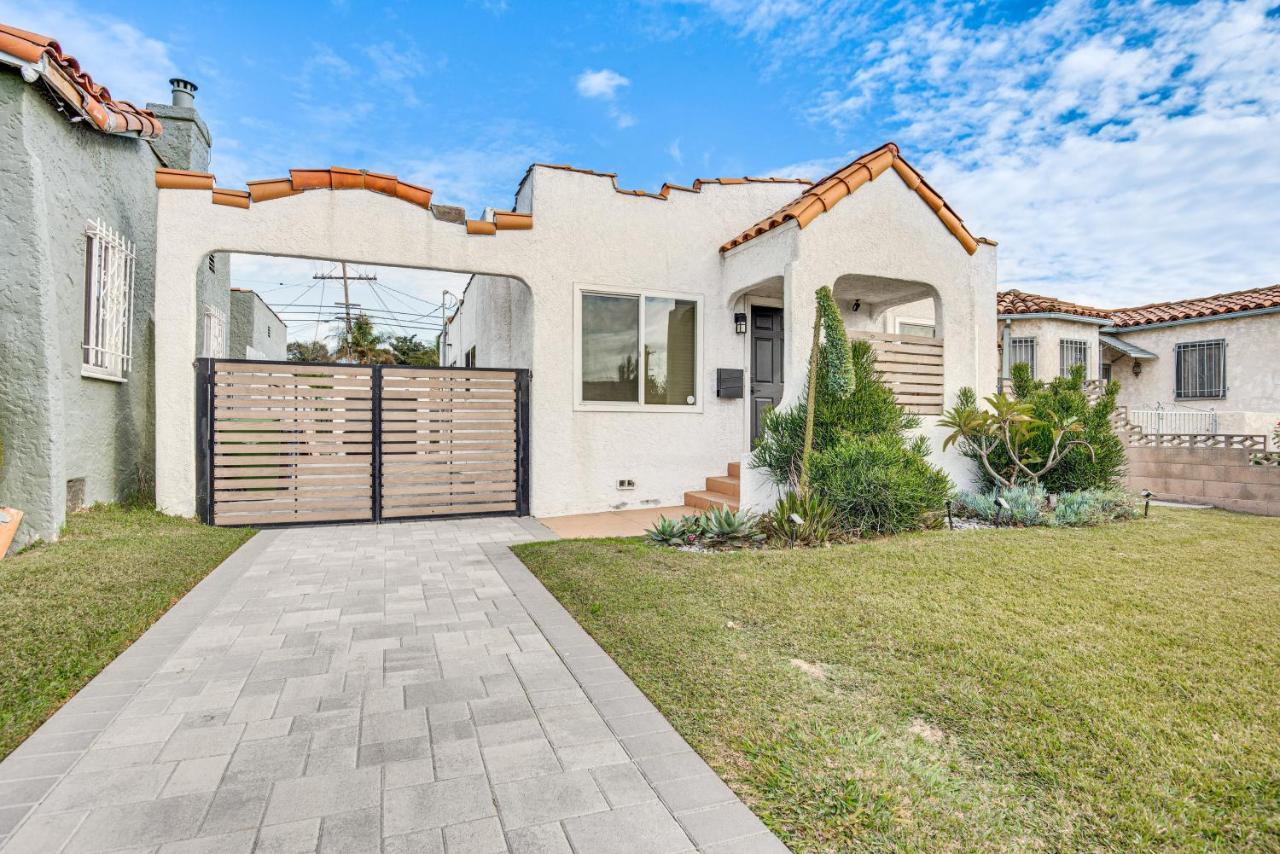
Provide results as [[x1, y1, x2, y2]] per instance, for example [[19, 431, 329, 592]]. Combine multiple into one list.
[[0, 517, 783, 853]]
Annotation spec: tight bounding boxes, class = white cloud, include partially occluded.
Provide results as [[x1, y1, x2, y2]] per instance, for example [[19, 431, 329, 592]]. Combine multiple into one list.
[[667, 138, 684, 165], [0, 0, 176, 104], [694, 0, 1280, 305], [575, 68, 631, 100], [405, 137, 555, 216]]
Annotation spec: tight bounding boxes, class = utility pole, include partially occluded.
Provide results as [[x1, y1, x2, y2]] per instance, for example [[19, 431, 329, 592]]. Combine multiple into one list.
[[313, 264, 377, 338]]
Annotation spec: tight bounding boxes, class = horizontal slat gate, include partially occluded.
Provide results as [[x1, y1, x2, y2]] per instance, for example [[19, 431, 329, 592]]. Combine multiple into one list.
[[198, 360, 528, 527], [380, 367, 521, 518], [849, 331, 945, 415], [207, 361, 375, 526]]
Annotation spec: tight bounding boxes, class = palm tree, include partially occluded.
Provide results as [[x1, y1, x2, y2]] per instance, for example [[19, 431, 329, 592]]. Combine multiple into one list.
[[334, 314, 395, 364]]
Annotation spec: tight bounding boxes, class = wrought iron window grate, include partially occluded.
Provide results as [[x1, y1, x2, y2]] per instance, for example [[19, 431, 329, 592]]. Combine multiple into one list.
[[202, 305, 227, 359], [82, 219, 136, 379], [1175, 339, 1226, 399], [1009, 337, 1037, 378], [1059, 338, 1089, 377]]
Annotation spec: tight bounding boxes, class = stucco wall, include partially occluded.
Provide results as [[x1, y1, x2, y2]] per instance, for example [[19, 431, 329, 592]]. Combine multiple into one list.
[[153, 161, 996, 517], [229, 288, 286, 360], [195, 253, 231, 358], [441, 274, 532, 369], [1106, 313, 1280, 437], [1002, 316, 1104, 380], [0, 75, 161, 547]]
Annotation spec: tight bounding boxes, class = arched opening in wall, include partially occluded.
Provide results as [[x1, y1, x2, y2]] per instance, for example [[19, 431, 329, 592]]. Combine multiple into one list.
[[831, 273, 945, 415], [196, 252, 534, 527]]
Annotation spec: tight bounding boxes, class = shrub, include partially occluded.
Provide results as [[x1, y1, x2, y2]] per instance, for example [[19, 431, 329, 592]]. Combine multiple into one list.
[[809, 435, 952, 535], [954, 486, 1139, 527], [750, 287, 951, 535], [763, 491, 837, 547], [961, 363, 1126, 492]]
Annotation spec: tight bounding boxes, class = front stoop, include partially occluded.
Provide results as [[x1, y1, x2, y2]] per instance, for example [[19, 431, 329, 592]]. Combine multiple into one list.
[[684, 461, 741, 511]]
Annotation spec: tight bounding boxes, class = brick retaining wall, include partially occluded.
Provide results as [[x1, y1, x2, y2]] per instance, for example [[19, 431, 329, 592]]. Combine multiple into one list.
[[1125, 446, 1280, 517]]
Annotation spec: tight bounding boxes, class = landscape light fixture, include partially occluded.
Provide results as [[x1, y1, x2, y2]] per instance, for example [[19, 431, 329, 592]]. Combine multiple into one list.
[[734, 312, 747, 334], [1141, 489, 1154, 517], [994, 495, 1011, 527], [945, 498, 954, 530]]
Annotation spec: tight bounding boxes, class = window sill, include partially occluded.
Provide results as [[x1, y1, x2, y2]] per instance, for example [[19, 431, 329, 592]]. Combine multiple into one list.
[[81, 366, 127, 384], [575, 401, 703, 414]]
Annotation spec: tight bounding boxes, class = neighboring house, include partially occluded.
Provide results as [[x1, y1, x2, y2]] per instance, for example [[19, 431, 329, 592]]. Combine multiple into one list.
[[996, 285, 1280, 438], [228, 288, 287, 360], [0, 23, 238, 548]]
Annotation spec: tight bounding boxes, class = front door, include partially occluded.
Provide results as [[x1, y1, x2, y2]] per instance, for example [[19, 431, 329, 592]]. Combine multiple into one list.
[[750, 306, 784, 445]]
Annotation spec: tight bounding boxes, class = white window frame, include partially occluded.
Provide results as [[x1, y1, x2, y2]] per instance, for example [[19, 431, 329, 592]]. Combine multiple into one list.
[[896, 318, 936, 338], [201, 304, 227, 359], [81, 219, 136, 382], [573, 283, 704, 413]]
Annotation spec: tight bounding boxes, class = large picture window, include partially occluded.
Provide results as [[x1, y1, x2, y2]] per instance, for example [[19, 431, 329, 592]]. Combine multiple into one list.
[[1175, 339, 1226, 399], [579, 289, 699, 408]]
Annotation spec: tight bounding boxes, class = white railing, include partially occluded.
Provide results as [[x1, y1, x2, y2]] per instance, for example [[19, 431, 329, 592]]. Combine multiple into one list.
[[1126, 403, 1218, 435]]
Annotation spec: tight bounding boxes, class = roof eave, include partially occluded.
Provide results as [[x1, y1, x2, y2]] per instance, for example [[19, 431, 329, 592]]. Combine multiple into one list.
[[999, 312, 1113, 325], [1103, 304, 1280, 333]]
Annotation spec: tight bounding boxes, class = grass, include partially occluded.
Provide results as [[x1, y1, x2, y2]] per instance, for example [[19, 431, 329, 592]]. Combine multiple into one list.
[[513, 509, 1280, 851], [0, 504, 253, 759]]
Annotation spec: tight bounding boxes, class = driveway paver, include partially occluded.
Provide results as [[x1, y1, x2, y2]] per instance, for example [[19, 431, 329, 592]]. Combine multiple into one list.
[[0, 517, 784, 853]]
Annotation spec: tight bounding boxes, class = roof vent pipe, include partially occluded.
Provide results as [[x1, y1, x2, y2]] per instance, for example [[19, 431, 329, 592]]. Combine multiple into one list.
[[169, 78, 197, 108]]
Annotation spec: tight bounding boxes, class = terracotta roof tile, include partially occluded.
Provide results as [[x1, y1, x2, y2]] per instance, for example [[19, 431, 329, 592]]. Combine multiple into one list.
[[0, 23, 162, 138], [516, 163, 809, 206], [1108, 284, 1280, 328], [997, 289, 1112, 320], [720, 143, 984, 255], [157, 166, 518, 233]]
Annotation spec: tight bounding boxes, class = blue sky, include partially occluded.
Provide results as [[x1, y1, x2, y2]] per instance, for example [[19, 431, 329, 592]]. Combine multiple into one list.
[[7, 0, 1280, 333]]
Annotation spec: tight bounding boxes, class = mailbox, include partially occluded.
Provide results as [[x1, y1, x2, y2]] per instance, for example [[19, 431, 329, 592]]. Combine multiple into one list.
[[716, 368, 744, 399]]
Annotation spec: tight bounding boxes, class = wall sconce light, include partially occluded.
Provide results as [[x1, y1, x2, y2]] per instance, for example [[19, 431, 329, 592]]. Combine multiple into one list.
[[734, 312, 747, 334], [850, 299, 861, 312], [1132, 361, 1143, 377]]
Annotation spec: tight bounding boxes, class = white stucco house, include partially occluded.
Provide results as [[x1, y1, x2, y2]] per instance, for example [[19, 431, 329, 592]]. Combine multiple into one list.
[[993, 286, 1280, 440], [150, 143, 997, 520]]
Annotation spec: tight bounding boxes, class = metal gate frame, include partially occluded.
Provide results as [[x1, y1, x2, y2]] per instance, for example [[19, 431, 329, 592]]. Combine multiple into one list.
[[196, 358, 530, 527]]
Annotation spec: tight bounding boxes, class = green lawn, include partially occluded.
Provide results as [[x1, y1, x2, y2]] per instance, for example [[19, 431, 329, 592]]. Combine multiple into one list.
[[514, 509, 1280, 851], [0, 505, 253, 759]]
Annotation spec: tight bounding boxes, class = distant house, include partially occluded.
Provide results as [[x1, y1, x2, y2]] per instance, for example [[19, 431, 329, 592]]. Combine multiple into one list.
[[996, 285, 1280, 438], [0, 23, 281, 548], [228, 288, 287, 361]]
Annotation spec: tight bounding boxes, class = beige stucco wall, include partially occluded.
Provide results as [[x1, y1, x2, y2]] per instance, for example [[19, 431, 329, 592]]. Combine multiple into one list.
[[1105, 312, 1280, 437], [1002, 316, 1104, 380], [440, 274, 532, 369]]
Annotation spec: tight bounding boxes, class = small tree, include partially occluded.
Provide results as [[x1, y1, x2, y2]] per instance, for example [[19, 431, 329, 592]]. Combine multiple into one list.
[[940, 389, 1096, 489], [287, 340, 332, 363], [335, 315, 395, 365], [389, 334, 439, 367]]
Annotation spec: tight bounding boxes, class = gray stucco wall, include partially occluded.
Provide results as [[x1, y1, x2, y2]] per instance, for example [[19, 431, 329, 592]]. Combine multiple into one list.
[[0, 75, 160, 547], [228, 289, 286, 360], [195, 253, 231, 358], [0, 74, 214, 549]]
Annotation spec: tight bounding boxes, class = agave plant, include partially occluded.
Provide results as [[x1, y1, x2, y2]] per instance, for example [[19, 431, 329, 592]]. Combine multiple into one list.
[[699, 506, 765, 548], [764, 491, 836, 547], [645, 515, 688, 547]]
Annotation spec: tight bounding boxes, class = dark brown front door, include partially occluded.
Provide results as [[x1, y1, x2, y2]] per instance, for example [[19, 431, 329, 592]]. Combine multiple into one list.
[[750, 306, 784, 445]]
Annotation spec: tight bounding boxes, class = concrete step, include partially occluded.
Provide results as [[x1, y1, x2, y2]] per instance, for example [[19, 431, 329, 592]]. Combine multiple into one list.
[[705, 475, 740, 498], [727, 461, 741, 478], [683, 490, 739, 511]]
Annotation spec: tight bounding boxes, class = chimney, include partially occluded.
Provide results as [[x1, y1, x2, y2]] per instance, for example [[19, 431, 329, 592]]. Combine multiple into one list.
[[146, 77, 212, 172], [169, 78, 197, 109]]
